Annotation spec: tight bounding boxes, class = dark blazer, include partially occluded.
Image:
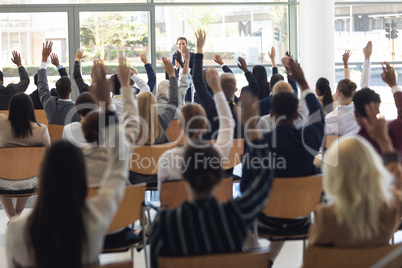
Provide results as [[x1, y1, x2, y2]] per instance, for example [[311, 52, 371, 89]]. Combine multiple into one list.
[[30, 67, 68, 109], [172, 51, 195, 75], [0, 66, 30, 110]]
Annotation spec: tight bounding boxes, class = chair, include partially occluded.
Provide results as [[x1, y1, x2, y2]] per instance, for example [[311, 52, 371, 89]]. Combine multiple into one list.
[[303, 244, 402, 268], [47, 124, 65, 144], [160, 177, 233, 209], [323, 134, 341, 151], [34, 109, 48, 125], [0, 147, 46, 197], [130, 142, 178, 190], [87, 184, 147, 268], [158, 248, 270, 268], [87, 261, 133, 268], [166, 119, 186, 146], [257, 175, 323, 257]]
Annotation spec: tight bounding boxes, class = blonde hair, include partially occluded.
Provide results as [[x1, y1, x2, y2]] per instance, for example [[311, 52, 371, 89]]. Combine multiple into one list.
[[179, 104, 207, 140], [137, 92, 163, 145], [220, 73, 236, 100], [272, 81, 292, 95], [324, 136, 394, 240]]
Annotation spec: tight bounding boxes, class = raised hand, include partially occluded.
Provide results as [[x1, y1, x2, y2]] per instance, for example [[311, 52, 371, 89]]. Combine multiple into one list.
[[42, 41, 53, 63], [237, 57, 249, 73], [381, 62, 397, 88], [50, 53, 60, 67], [75, 48, 85, 61], [130, 67, 138, 75], [363, 41, 372, 60], [361, 102, 393, 153], [238, 91, 261, 140], [162, 57, 175, 77], [213, 54, 224, 65], [140, 52, 148, 65], [268, 47, 276, 67], [285, 51, 292, 58], [117, 57, 131, 87], [342, 50, 351, 68], [11, 51, 22, 67], [195, 29, 206, 54], [174, 50, 184, 68], [204, 68, 222, 94], [91, 60, 110, 107], [281, 56, 309, 90]]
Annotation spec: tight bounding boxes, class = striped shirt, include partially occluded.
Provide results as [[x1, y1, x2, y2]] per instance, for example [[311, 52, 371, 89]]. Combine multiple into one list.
[[150, 139, 273, 268]]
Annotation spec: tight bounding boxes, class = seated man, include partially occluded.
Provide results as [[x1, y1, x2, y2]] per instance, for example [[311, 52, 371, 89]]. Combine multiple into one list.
[[241, 56, 325, 266], [353, 62, 402, 156], [0, 51, 30, 110], [38, 41, 80, 125]]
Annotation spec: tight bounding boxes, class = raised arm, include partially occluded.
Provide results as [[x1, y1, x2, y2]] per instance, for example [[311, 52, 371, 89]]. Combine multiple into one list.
[[381, 62, 402, 120], [158, 57, 179, 130], [361, 41, 372, 88], [87, 60, 128, 225], [238, 57, 260, 97], [204, 68, 234, 158], [50, 53, 68, 77], [342, 50, 351, 79], [285, 51, 298, 96], [38, 42, 54, 110], [177, 47, 190, 103], [7, 51, 30, 94], [233, 91, 273, 227], [140, 52, 156, 91], [73, 48, 89, 93], [130, 67, 150, 93], [214, 54, 233, 74], [269, 47, 278, 75], [118, 57, 140, 147]]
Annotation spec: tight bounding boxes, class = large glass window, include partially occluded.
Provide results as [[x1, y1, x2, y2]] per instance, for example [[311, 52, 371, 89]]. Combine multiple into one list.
[[0, 12, 69, 94], [334, 3, 402, 120]]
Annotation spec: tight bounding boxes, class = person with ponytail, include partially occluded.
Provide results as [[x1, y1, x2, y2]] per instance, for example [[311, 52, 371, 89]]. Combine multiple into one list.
[[5, 59, 129, 268], [315, 77, 333, 116], [0, 93, 50, 220]]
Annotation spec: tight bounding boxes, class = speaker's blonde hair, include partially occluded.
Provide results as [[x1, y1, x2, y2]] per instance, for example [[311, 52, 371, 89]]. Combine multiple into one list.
[[137, 92, 163, 145], [324, 136, 394, 240]]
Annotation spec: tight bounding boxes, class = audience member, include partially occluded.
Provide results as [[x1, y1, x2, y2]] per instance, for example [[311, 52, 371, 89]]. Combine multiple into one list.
[[140, 52, 157, 92], [158, 67, 234, 193], [325, 79, 359, 135], [315, 77, 333, 116], [62, 92, 97, 148], [309, 102, 402, 246], [0, 93, 50, 220], [241, 56, 324, 266], [5, 59, 129, 268], [151, 90, 273, 268], [38, 42, 80, 125], [0, 51, 30, 110], [73, 48, 90, 93], [30, 53, 68, 109]]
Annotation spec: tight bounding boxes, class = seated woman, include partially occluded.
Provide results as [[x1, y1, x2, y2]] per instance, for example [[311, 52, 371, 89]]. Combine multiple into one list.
[[309, 102, 402, 246], [157, 68, 234, 193], [325, 79, 359, 135], [5, 60, 129, 268], [315, 77, 333, 116], [151, 90, 273, 268], [0, 93, 50, 220]]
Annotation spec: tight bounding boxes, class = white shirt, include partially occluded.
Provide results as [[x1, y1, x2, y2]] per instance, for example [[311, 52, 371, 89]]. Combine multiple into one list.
[[157, 91, 234, 193], [62, 121, 91, 148], [325, 103, 360, 135]]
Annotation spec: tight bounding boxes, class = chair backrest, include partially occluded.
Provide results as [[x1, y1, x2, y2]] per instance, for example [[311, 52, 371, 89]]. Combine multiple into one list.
[[130, 142, 178, 175], [160, 177, 233, 209], [0, 147, 46, 180], [323, 134, 341, 151], [158, 248, 270, 268], [0, 110, 48, 125], [303, 244, 402, 268], [166, 119, 186, 146], [47, 124, 65, 144], [34, 109, 48, 125], [87, 261, 133, 268], [87, 184, 146, 232], [207, 139, 245, 170], [262, 175, 323, 218]]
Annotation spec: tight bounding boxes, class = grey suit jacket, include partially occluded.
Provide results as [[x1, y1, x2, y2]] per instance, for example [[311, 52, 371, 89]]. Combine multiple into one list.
[[37, 68, 80, 125]]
